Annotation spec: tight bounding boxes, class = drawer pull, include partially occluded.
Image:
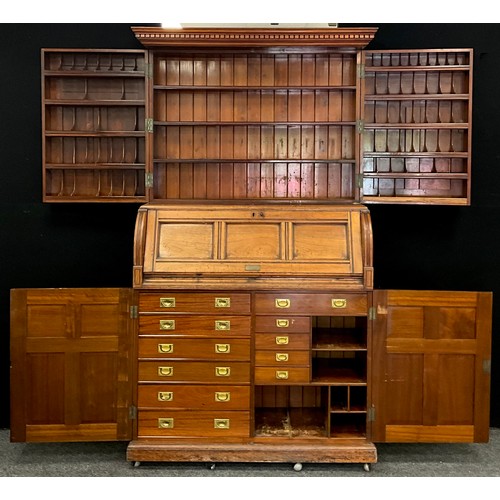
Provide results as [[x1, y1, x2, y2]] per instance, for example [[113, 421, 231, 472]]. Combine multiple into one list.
[[158, 391, 173, 402], [275, 336, 289, 345], [160, 297, 176, 308], [215, 343, 231, 354], [159, 319, 176, 330], [276, 353, 289, 362], [215, 297, 231, 308], [331, 298, 347, 309], [215, 366, 231, 377], [158, 417, 174, 429], [214, 418, 230, 429], [276, 319, 290, 328], [158, 366, 173, 377], [215, 320, 231, 331], [275, 298, 290, 308], [276, 370, 289, 380], [158, 343, 173, 354], [215, 391, 231, 402]]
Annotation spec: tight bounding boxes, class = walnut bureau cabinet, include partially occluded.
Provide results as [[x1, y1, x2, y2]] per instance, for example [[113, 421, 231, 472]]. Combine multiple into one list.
[[10, 27, 492, 470]]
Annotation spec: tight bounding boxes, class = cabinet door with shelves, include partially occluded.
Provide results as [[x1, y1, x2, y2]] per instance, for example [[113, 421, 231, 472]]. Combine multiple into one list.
[[370, 290, 492, 443], [361, 49, 473, 205], [42, 49, 148, 202]]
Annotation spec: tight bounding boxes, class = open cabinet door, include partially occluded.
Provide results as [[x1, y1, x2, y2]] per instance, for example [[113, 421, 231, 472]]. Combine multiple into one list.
[[10, 288, 136, 442], [370, 290, 492, 443]]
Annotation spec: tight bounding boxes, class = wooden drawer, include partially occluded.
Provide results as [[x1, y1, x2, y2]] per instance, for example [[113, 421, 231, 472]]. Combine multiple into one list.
[[138, 361, 250, 383], [255, 333, 310, 350], [139, 292, 251, 314], [139, 315, 251, 336], [254, 367, 311, 384], [255, 350, 310, 367], [138, 410, 250, 438], [138, 385, 250, 410], [254, 293, 368, 316], [255, 316, 311, 333], [138, 338, 250, 360]]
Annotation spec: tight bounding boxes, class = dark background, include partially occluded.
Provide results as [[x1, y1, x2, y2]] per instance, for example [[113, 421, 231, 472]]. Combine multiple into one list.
[[0, 23, 498, 430]]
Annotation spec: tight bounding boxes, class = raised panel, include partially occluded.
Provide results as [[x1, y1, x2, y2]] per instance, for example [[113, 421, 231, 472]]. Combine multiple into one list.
[[158, 223, 215, 260], [27, 305, 67, 337], [224, 223, 282, 260], [292, 223, 348, 260]]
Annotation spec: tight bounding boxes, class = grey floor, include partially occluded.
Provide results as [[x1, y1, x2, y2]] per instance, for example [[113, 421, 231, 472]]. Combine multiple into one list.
[[1, 427, 499, 477]]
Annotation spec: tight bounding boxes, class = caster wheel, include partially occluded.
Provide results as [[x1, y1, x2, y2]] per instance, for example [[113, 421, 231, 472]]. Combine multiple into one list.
[[293, 463, 303, 472], [363, 463, 371, 472], [133, 461, 141, 468], [209, 463, 216, 470]]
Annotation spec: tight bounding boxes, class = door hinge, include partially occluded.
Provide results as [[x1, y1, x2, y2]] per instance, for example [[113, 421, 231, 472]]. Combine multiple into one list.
[[356, 120, 364, 133], [356, 174, 364, 189], [145, 117, 154, 133], [368, 306, 376, 320], [129, 405, 137, 420], [145, 62, 153, 79], [367, 406, 376, 422], [130, 305, 138, 319], [145, 172, 154, 189], [483, 359, 491, 374], [357, 63, 365, 79]]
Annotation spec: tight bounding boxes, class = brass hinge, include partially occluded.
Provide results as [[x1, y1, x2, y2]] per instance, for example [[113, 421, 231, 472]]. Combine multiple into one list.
[[145, 172, 154, 189], [129, 305, 138, 319], [368, 306, 376, 320], [129, 405, 137, 420], [367, 406, 376, 422], [356, 174, 364, 189], [145, 118, 154, 133], [483, 359, 491, 374], [356, 120, 364, 133], [357, 63, 365, 79]]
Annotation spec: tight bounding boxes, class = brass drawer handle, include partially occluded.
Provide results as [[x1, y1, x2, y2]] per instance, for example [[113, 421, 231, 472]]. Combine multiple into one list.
[[215, 297, 231, 308], [275, 298, 290, 308], [215, 343, 231, 354], [158, 343, 173, 354], [215, 366, 231, 377], [275, 336, 289, 345], [158, 366, 173, 377], [276, 353, 289, 362], [276, 370, 289, 380], [160, 297, 176, 308], [331, 298, 347, 309], [158, 417, 174, 428], [215, 391, 231, 402], [214, 418, 230, 429], [215, 320, 231, 331], [276, 319, 289, 328], [159, 319, 175, 330], [158, 391, 173, 402]]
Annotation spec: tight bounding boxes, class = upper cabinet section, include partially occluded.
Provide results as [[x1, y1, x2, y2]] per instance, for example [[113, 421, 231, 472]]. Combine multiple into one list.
[[42, 49, 148, 202], [361, 49, 473, 205]]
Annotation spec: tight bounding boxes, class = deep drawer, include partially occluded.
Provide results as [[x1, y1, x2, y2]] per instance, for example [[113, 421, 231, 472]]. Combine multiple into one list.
[[138, 338, 250, 361], [255, 350, 310, 366], [139, 315, 251, 335], [138, 384, 250, 410], [254, 316, 311, 333], [255, 333, 310, 350], [254, 367, 311, 384], [139, 292, 251, 314], [138, 361, 250, 383], [254, 293, 368, 316], [138, 410, 250, 438]]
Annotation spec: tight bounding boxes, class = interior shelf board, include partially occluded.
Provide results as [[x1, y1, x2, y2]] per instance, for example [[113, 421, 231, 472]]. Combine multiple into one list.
[[362, 172, 468, 179], [364, 93, 470, 101], [45, 163, 146, 170], [363, 152, 469, 158], [153, 158, 356, 164], [45, 131, 145, 137], [363, 123, 468, 129], [154, 121, 356, 126], [362, 195, 468, 205], [44, 100, 145, 106], [45, 71, 145, 77], [153, 85, 357, 91], [365, 65, 470, 72]]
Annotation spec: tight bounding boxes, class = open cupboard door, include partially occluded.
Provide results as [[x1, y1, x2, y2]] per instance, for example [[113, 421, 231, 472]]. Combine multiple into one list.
[[370, 290, 492, 443], [10, 288, 136, 442]]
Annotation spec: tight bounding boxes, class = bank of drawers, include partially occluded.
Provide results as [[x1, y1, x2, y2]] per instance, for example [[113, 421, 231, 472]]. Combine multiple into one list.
[[137, 292, 251, 439]]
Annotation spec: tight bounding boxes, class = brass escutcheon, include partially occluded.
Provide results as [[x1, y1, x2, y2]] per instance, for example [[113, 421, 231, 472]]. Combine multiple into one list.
[[158, 391, 173, 402], [276, 319, 289, 328], [158, 343, 173, 354], [215, 320, 231, 331], [159, 319, 175, 330], [275, 336, 289, 345], [215, 366, 230, 377], [214, 418, 230, 429], [276, 370, 289, 380], [160, 297, 176, 308], [276, 353, 289, 362], [215, 297, 231, 308], [275, 298, 291, 308], [158, 366, 173, 377], [215, 391, 231, 402], [158, 417, 174, 429], [215, 343, 230, 354], [331, 298, 347, 309]]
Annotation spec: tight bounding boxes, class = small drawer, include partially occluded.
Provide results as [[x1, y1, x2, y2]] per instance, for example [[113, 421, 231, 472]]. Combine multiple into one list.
[[139, 315, 251, 336], [138, 338, 250, 361], [139, 292, 251, 314], [138, 361, 250, 383], [254, 367, 311, 384], [255, 350, 310, 366], [254, 316, 311, 333], [254, 293, 368, 316], [255, 333, 310, 350], [138, 410, 250, 438], [138, 385, 250, 410]]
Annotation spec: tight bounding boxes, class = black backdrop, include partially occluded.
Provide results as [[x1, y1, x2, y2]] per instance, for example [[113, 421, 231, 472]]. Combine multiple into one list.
[[0, 23, 498, 430]]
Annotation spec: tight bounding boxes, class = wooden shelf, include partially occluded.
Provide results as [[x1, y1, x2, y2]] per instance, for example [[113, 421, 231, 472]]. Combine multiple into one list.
[[154, 85, 357, 91], [45, 100, 145, 106], [154, 121, 356, 126], [153, 158, 356, 164], [45, 131, 145, 137], [312, 330, 367, 351], [365, 65, 470, 72], [364, 123, 468, 129], [363, 172, 468, 179], [364, 93, 470, 100]]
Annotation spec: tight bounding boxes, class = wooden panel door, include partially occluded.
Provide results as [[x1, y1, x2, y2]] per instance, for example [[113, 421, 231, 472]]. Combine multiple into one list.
[[370, 290, 492, 443], [10, 288, 135, 442]]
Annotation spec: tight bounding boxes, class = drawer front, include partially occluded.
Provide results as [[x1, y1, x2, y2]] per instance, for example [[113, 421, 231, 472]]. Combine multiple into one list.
[[139, 315, 251, 336], [254, 367, 311, 384], [255, 350, 310, 367], [138, 385, 250, 410], [138, 361, 250, 383], [138, 410, 250, 438], [254, 293, 368, 316], [254, 316, 311, 333], [139, 293, 251, 314], [255, 333, 310, 350], [139, 338, 250, 361]]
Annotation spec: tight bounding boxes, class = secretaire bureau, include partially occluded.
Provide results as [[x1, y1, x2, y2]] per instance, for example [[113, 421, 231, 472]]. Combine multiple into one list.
[[9, 26, 492, 471]]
